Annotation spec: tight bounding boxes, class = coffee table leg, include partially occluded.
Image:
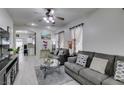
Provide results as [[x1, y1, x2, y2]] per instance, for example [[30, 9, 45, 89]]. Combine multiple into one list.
[[43, 68, 47, 79], [40, 65, 47, 79]]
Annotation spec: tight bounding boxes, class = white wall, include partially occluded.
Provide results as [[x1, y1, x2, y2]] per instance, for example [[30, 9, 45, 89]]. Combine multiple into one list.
[[83, 8, 124, 56], [55, 8, 124, 56], [0, 9, 14, 47]]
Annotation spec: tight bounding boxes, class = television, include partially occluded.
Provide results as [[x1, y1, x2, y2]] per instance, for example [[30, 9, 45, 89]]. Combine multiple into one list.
[[0, 27, 10, 62]]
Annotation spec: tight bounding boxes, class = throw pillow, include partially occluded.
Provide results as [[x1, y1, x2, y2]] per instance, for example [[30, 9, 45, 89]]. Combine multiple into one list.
[[54, 49, 59, 55], [58, 50, 64, 56], [114, 61, 124, 83], [90, 57, 108, 74], [76, 54, 88, 67]]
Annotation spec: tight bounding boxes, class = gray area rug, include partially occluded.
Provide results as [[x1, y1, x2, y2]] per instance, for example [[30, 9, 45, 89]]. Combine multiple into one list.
[[35, 66, 74, 85]]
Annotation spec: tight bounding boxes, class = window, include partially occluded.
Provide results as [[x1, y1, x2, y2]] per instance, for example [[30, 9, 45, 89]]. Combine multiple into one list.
[[55, 34, 59, 48], [70, 24, 83, 53], [59, 31, 64, 48]]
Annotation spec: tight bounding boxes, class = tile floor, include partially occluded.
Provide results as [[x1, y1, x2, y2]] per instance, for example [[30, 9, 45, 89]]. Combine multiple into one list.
[[14, 53, 79, 85]]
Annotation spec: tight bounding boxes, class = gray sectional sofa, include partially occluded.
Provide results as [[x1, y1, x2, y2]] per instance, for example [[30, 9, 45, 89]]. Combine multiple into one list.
[[64, 51, 124, 85]]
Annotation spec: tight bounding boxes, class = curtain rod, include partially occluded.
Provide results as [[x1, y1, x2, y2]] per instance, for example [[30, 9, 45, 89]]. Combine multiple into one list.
[[69, 23, 84, 29], [55, 31, 64, 34], [58, 31, 64, 33]]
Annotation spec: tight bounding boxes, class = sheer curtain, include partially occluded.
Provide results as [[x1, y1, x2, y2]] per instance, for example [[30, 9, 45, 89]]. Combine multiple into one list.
[[59, 31, 64, 48], [70, 24, 83, 53], [70, 28, 76, 54], [55, 34, 59, 48], [75, 25, 83, 53]]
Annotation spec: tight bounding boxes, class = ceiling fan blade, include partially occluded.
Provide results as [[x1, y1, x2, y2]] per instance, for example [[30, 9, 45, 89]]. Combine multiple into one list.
[[56, 16, 64, 20]]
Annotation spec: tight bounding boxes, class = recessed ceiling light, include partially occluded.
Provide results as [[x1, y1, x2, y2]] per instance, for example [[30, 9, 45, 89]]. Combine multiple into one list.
[[31, 23, 35, 26], [30, 23, 37, 26]]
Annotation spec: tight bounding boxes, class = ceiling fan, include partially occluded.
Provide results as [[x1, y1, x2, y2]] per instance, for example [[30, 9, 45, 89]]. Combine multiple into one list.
[[46, 8, 64, 20], [38, 8, 65, 24]]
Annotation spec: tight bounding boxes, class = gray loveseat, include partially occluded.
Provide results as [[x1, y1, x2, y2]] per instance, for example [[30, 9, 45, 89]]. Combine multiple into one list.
[[49, 48, 69, 65], [64, 51, 124, 85]]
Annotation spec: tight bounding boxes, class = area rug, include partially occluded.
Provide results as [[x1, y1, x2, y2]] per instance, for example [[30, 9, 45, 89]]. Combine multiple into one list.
[[34, 66, 74, 85]]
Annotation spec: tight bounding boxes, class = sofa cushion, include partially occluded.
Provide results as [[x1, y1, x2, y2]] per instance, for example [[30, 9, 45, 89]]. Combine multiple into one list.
[[54, 49, 59, 55], [48, 53, 54, 58], [76, 54, 88, 67], [62, 49, 69, 55], [93, 52, 115, 76], [79, 68, 108, 84], [64, 62, 84, 74], [68, 56, 77, 63], [114, 55, 124, 75], [90, 57, 108, 74], [114, 60, 124, 83], [102, 77, 124, 85], [78, 51, 94, 67], [58, 50, 64, 56]]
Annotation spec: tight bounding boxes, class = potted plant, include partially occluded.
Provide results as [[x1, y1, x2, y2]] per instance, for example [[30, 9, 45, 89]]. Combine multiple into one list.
[[8, 47, 20, 55]]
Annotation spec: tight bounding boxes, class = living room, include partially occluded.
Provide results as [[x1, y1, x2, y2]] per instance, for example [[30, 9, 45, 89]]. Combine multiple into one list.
[[1, 0, 124, 92], [53, 8, 124, 85], [0, 0, 124, 88], [0, 8, 124, 85]]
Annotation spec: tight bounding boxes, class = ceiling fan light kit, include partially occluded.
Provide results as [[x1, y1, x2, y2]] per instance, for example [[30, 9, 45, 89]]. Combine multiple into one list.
[[43, 16, 54, 23], [42, 8, 64, 24], [50, 9, 54, 14]]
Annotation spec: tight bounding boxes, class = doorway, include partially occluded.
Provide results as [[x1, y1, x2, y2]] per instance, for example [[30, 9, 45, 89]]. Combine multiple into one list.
[[15, 30, 36, 56]]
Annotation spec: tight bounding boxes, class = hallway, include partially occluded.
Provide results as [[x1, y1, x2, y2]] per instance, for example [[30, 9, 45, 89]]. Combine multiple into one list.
[[14, 54, 41, 85]]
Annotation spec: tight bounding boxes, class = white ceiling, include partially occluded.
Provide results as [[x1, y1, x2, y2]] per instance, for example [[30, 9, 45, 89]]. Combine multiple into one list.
[[6, 8, 97, 31]]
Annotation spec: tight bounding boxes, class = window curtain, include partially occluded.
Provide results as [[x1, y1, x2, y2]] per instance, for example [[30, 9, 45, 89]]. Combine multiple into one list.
[[55, 34, 59, 48], [59, 31, 64, 48], [70, 28, 76, 54], [75, 25, 83, 53], [70, 24, 83, 53]]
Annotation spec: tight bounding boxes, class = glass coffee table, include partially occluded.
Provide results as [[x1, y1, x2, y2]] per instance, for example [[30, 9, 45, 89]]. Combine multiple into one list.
[[40, 58, 61, 79]]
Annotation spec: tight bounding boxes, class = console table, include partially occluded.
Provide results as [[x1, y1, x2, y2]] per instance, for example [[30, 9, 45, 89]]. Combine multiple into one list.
[[0, 55, 19, 85]]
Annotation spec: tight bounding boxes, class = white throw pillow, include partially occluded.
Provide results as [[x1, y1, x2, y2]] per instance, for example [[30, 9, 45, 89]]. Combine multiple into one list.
[[76, 54, 88, 67], [90, 57, 108, 74], [58, 50, 63, 56], [114, 61, 124, 82], [54, 49, 59, 55]]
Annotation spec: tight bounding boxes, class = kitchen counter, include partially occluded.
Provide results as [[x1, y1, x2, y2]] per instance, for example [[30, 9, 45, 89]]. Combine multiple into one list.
[[0, 55, 18, 74], [0, 54, 19, 85]]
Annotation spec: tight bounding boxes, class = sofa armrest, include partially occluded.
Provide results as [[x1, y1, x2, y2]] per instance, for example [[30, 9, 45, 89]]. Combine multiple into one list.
[[68, 56, 77, 63], [50, 51, 54, 54]]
